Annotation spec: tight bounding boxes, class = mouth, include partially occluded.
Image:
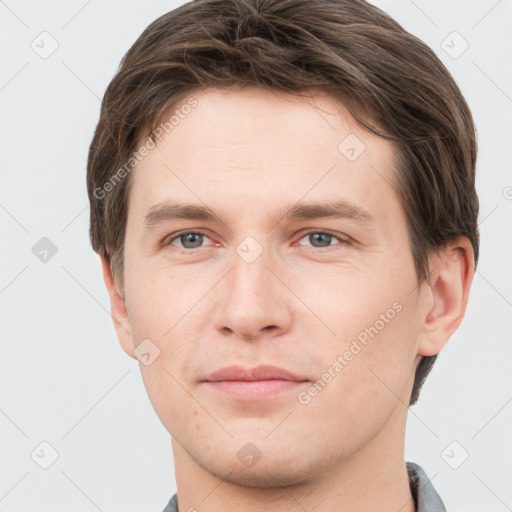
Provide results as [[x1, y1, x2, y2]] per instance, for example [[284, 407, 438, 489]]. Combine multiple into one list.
[[201, 365, 309, 401]]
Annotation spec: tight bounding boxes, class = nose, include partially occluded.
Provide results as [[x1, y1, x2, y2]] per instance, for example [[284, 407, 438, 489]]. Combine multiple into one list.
[[212, 243, 293, 342]]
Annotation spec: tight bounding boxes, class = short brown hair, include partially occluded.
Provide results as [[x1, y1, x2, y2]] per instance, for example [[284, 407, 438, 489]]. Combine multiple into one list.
[[87, 0, 479, 405]]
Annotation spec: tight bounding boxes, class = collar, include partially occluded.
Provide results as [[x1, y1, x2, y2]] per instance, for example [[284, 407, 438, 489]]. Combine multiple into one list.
[[162, 461, 446, 512]]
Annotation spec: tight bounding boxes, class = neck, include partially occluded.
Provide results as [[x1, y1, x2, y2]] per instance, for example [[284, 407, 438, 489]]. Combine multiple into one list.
[[171, 405, 415, 512]]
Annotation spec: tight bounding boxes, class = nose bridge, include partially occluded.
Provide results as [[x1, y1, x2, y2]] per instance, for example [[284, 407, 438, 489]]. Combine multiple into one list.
[[228, 237, 275, 309], [213, 236, 290, 340]]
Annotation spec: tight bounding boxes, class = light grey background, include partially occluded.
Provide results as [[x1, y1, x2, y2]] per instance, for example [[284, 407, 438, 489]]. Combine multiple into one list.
[[0, 0, 511, 510]]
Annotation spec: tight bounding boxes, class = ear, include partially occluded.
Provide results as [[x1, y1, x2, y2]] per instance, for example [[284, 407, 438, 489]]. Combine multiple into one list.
[[100, 251, 136, 359], [417, 237, 476, 357]]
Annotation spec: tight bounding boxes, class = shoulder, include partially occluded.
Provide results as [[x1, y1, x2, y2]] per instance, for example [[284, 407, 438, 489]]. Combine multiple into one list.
[[406, 461, 447, 512], [161, 492, 178, 512]]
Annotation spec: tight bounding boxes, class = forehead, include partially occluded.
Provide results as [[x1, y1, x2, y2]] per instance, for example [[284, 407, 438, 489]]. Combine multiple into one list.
[[128, 87, 400, 227]]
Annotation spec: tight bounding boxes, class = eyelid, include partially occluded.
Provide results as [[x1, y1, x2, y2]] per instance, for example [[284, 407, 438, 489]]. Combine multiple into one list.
[[162, 229, 214, 248], [162, 228, 351, 249], [294, 229, 351, 247]]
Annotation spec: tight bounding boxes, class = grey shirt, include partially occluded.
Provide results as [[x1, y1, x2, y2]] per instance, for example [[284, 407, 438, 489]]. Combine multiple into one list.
[[162, 461, 445, 512]]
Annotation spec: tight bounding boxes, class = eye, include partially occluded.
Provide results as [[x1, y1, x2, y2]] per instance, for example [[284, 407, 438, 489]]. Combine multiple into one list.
[[296, 230, 350, 249], [162, 229, 350, 251], [164, 230, 213, 250]]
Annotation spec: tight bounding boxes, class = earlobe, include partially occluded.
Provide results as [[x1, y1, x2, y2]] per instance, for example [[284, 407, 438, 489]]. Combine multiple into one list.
[[417, 238, 475, 357], [99, 251, 136, 359]]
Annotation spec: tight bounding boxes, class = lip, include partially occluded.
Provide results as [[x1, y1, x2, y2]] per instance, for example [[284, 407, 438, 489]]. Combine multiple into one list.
[[203, 364, 305, 382], [201, 365, 309, 401]]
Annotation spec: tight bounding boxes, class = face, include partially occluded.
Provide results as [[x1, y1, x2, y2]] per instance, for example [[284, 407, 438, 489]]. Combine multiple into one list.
[[115, 87, 433, 487]]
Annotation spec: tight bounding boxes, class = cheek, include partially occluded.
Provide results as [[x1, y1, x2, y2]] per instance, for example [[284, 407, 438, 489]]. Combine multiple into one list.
[[333, 297, 419, 412], [125, 260, 209, 363], [300, 268, 406, 344], [301, 305, 418, 450], [124, 253, 189, 333], [308, 267, 420, 402]]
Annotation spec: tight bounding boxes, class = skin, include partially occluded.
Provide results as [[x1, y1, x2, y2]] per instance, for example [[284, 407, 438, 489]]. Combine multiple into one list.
[[100, 87, 475, 512]]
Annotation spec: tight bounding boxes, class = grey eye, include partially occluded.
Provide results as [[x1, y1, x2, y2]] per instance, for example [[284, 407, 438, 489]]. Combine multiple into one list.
[[307, 233, 333, 247], [171, 232, 207, 249]]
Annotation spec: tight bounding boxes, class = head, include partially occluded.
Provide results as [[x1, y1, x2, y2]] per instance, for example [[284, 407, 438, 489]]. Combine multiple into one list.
[[87, 0, 478, 487]]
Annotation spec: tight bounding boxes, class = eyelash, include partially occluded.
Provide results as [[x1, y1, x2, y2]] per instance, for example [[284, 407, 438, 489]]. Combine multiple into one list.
[[162, 229, 350, 250]]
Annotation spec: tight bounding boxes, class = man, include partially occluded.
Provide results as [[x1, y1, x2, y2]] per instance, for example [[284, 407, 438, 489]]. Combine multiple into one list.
[[86, 0, 479, 510]]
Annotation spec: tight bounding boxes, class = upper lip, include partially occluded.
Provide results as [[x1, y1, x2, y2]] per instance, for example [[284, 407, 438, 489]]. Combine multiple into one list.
[[203, 365, 307, 382]]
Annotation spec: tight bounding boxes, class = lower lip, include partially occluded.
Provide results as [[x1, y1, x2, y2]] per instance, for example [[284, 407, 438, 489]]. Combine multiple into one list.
[[204, 380, 307, 400]]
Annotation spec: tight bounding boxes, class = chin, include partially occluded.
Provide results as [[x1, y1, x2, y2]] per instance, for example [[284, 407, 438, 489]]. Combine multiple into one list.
[[224, 468, 309, 488], [194, 445, 325, 489]]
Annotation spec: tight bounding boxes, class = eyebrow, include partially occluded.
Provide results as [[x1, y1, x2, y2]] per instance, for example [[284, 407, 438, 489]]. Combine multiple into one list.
[[142, 199, 376, 228]]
